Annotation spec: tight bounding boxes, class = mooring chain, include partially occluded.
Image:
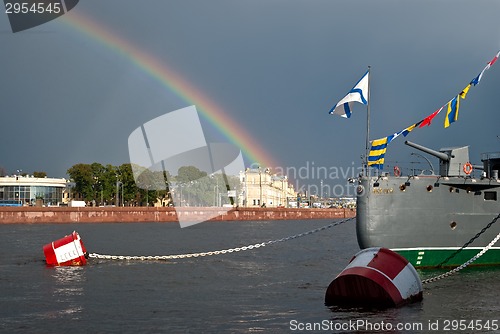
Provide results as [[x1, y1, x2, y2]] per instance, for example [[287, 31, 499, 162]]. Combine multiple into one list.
[[88, 217, 355, 261], [436, 212, 500, 268], [422, 230, 500, 284]]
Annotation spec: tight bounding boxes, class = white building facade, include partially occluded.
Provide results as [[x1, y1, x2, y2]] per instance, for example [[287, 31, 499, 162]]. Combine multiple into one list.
[[239, 168, 297, 207], [0, 175, 68, 206]]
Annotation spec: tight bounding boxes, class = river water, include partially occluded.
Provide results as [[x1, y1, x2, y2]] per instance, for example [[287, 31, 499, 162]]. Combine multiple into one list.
[[1, 219, 499, 333]]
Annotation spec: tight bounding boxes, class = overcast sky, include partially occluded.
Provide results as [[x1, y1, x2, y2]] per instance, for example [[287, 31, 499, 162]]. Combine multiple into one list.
[[1, 0, 499, 193]]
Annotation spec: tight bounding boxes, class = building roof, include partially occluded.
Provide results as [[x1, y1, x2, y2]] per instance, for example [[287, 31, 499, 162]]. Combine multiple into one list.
[[0, 176, 68, 188]]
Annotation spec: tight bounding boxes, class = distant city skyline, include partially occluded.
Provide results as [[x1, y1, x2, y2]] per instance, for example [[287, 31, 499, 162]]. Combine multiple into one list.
[[1, 1, 499, 195]]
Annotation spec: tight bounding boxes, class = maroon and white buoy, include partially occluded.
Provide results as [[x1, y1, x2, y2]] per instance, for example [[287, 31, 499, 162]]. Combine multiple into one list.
[[43, 231, 88, 266], [325, 247, 423, 308]]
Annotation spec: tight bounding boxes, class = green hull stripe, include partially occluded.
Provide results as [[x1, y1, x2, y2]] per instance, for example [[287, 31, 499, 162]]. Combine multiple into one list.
[[394, 248, 500, 268]]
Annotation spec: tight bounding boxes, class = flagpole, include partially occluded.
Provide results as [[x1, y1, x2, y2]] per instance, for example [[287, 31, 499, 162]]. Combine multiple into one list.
[[365, 66, 371, 176]]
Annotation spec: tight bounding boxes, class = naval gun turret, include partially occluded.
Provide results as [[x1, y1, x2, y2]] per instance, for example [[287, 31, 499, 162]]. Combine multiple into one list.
[[405, 140, 470, 177]]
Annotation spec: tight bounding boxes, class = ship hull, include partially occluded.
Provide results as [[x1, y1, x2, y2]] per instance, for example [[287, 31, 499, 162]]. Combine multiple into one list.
[[356, 175, 500, 268]]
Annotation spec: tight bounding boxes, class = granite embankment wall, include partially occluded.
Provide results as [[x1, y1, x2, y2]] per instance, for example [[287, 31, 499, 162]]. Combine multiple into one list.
[[0, 207, 355, 224]]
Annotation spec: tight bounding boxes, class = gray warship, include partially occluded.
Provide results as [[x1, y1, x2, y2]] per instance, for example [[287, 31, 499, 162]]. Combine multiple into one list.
[[356, 140, 500, 268]]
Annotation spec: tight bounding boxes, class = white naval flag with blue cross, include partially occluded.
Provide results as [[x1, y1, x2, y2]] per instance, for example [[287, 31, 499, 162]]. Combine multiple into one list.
[[329, 70, 369, 118]]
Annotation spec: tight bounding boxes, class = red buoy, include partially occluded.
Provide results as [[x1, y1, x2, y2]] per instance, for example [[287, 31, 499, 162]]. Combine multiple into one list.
[[325, 247, 423, 308], [43, 231, 88, 266]]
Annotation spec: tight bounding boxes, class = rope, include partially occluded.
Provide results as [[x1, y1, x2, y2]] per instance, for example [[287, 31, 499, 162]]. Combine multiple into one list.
[[422, 231, 500, 284], [88, 217, 355, 261]]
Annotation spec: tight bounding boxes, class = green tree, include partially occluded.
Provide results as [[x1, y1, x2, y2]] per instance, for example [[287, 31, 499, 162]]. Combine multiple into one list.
[[33, 171, 47, 178], [102, 164, 118, 205], [67, 163, 119, 204], [133, 167, 171, 206], [90, 163, 106, 205], [177, 166, 207, 183], [66, 162, 234, 207], [117, 163, 136, 205], [67, 163, 94, 201], [171, 169, 241, 207]]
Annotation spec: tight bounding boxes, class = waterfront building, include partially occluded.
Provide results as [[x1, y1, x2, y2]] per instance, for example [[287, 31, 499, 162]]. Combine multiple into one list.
[[0, 175, 68, 206], [240, 168, 297, 207]]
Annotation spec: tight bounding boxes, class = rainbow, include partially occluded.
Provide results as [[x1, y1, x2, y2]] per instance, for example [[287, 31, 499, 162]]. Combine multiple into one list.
[[60, 11, 277, 168]]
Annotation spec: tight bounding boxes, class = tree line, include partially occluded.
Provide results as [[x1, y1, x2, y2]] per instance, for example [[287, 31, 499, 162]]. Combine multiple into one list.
[[66, 163, 239, 207]]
